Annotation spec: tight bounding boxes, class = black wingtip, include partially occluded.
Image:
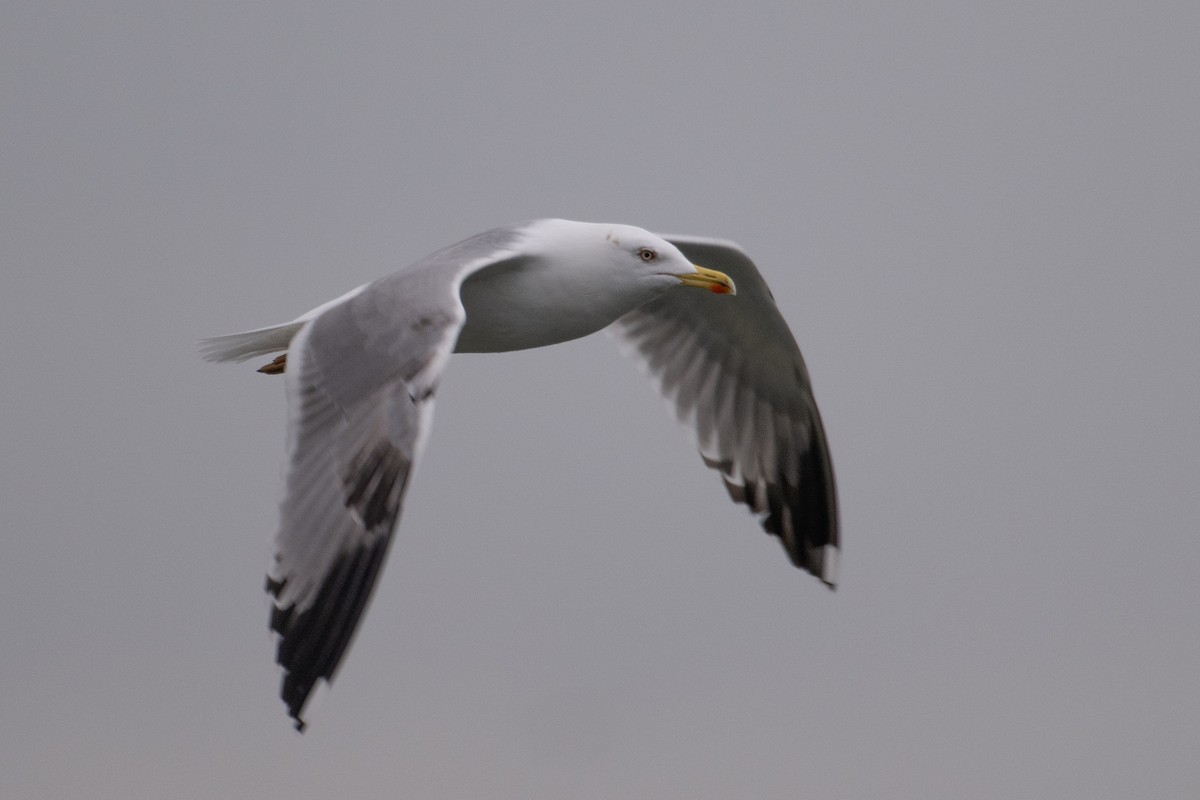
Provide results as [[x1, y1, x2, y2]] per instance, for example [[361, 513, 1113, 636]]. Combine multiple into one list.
[[268, 529, 397, 731]]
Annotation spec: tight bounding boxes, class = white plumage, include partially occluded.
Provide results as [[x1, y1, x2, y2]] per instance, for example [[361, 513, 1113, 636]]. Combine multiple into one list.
[[202, 219, 836, 730]]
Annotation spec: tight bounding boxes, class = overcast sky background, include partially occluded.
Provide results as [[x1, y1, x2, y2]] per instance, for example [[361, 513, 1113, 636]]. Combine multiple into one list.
[[3, 3, 1198, 798]]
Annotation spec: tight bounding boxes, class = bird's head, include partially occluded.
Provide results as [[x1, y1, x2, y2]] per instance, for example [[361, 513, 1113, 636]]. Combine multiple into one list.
[[531, 220, 736, 299]]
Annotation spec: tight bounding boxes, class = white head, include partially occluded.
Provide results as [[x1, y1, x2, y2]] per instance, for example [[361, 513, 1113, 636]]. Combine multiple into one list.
[[527, 219, 735, 298]]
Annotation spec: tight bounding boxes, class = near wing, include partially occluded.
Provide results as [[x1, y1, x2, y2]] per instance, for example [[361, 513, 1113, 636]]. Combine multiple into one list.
[[610, 235, 839, 586], [259, 236, 523, 729]]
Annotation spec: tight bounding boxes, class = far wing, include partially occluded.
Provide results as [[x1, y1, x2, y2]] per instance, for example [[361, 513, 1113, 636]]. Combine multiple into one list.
[[609, 235, 838, 586]]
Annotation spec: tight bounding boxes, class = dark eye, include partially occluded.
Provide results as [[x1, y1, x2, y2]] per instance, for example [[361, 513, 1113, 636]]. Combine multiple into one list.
[[637, 247, 657, 262]]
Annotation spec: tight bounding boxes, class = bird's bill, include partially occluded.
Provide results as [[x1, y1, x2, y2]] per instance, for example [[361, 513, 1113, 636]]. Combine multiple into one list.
[[676, 265, 736, 295]]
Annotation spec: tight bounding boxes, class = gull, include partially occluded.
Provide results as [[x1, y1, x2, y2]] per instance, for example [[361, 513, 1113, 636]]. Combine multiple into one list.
[[201, 219, 838, 729]]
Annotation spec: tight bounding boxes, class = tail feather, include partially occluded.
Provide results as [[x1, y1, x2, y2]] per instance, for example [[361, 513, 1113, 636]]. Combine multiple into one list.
[[199, 320, 307, 364], [200, 282, 370, 365]]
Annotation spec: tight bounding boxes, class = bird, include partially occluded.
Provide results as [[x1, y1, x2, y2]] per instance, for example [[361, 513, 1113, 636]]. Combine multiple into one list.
[[200, 218, 838, 730]]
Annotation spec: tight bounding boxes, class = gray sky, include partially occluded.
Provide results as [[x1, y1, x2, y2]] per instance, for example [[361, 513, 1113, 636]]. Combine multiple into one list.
[[3, 2, 1198, 798]]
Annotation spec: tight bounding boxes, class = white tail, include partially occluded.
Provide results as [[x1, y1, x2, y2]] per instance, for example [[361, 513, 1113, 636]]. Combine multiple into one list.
[[198, 320, 307, 363], [200, 283, 370, 364]]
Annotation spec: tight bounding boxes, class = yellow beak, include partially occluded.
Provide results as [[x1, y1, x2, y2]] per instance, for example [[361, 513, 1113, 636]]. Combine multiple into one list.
[[675, 265, 737, 295]]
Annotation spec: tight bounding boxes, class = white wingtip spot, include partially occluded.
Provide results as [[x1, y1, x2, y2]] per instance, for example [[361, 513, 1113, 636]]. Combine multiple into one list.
[[821, 545, 839, 588], [296, 677, 331, 730]]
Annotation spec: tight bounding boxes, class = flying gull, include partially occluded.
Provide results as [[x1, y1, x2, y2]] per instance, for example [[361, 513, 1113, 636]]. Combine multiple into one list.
[[201, 219, 838, 730]]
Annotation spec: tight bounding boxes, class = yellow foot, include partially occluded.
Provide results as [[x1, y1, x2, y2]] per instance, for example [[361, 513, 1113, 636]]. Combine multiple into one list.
[[257, 354, 287, 375]]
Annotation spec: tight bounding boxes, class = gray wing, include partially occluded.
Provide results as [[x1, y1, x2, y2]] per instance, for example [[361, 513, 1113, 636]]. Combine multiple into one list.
[[264, 227, 526, 729], [609, 235, 838, 586]]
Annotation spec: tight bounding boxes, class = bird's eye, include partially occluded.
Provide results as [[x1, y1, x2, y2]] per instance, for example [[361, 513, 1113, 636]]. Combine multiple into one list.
[[637, 247, 657, 262]]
